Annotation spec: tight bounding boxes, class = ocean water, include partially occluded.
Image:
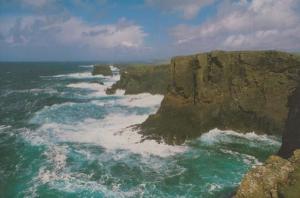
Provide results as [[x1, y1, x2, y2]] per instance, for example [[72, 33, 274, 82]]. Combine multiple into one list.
[[0, 62, 281, 198]]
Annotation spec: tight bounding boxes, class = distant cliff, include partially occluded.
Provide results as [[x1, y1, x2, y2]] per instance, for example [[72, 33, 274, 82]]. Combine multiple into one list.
[[106, 64, 170, 95], [92, 65, 113, 76], [141, 51, 300, 144]]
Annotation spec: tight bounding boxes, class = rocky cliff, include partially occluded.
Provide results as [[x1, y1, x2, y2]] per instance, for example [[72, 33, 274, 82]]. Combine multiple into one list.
[[235, 83, 300, 198], [106, 64, 170, 95], [141, 51, 300, 144], [234, 149, 300, 198], [278, 84, 300, 158], [92, 65, 113, 76]]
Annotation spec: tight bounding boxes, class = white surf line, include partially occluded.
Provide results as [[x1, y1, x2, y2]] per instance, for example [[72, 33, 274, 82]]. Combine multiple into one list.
[[200, 128, 281, 145], [0, 125, 11, 130]]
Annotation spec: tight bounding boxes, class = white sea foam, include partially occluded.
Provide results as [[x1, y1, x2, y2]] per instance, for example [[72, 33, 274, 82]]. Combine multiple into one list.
[[200, 128, 280, 146], [41, 113, 186, 157], [43, 72, 100, 79], [117, 93, 163, 108], [79, 64, 94, 68], [0, 125, 11, 130], [67, 83, 108, 97], [207, 183, 222, 193], [220, 148, 262, 165], [29, 88, 58, 94], [109, 65, 119, 72]]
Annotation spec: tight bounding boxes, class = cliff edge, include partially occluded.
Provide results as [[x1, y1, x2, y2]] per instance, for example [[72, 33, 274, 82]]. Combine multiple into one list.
[[141, 50, 300, 144]]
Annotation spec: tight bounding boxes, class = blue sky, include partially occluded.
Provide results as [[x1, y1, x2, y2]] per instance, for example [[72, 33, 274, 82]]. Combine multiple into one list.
[[0, 0, 299, 61]]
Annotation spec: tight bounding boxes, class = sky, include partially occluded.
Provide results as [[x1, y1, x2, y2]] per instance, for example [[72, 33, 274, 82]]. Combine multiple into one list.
[[0, 0, 300, 61]]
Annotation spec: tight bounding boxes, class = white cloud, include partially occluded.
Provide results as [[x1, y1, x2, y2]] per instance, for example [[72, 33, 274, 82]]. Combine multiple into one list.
[[0, 16, 147, 49], [146, 0, 215, 19], [171, 0, 300, 51]]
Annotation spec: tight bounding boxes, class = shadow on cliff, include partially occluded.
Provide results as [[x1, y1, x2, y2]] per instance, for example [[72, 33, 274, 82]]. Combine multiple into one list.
[[278, 82, 300, 158]]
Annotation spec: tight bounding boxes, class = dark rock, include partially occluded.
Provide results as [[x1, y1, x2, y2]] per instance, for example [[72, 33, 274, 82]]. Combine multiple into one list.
[[278, 84, 300, 158]]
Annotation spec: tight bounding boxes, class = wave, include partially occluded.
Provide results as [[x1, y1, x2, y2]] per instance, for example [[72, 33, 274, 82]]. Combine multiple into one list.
[[220, 148, 262, 165], [117, 93, 163, 108], [37, 113, 186, 157], [109, 65, 119, 72], [199, 128, 281, 146], [66, 82, 124, 98], [79, 64, 94, 68], [67, 82, 108, 97], [41, 72, 101, 79], [3, 88, 58, 95], [0, 125, 11, 130]]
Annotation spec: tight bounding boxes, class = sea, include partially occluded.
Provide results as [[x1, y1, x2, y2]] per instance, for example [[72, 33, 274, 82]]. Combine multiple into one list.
[[0, 62, 281, 197]]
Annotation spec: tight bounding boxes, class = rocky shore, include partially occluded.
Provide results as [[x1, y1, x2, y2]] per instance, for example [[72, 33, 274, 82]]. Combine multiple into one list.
[[235, 149, 300, 198]]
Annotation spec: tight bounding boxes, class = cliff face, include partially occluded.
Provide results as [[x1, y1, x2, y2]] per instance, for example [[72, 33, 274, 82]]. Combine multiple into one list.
[[234, 149, 300, 198], [92, 65, 113, 76], [106, 64, 170, 95], [278, 84, 300, 158], [141, 51, 300, 144]]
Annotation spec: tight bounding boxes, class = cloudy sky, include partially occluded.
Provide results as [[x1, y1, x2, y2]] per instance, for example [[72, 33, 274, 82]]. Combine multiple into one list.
[[0, 0, 300, 61]]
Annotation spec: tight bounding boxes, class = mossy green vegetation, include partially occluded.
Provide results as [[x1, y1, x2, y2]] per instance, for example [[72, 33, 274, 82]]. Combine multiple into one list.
[[141, 50, 300, 144], [106, 64, 170, 95], [92, 65, 113, 76]]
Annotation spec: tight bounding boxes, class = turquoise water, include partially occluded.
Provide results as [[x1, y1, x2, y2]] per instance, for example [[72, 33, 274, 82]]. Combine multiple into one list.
[[0, 62, 281, 197]]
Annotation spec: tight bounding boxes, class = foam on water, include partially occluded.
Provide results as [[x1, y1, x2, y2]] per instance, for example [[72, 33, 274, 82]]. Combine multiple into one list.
[[200, 128, 280, 146], [34, 113, 186, 157], [79, 65, 94, 68], [42, 72, 99, 79], [67, 83, 108, 96], [220, 148, 262, 165], [109, 65, 119, 72], [0, 125, 11, 130], [117, 93, 163, 108]]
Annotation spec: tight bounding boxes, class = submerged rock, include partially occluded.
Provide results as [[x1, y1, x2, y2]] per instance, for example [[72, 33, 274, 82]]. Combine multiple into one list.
[[92, 65, 113, 76], [234, 149, 300, 198], [106, 64, 170, 95], [141, 50, 300, 144]]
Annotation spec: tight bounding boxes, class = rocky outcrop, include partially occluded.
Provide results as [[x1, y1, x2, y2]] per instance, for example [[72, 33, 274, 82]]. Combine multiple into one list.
[[141, 51, 300, 144], [278, 84, 300, 158], [106, 64, 170, 95], [234, 149, 300, 198], [92, 65, 113, 76]]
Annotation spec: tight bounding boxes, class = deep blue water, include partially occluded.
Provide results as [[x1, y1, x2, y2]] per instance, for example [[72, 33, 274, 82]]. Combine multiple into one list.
[[0, 62, 280, 197]]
